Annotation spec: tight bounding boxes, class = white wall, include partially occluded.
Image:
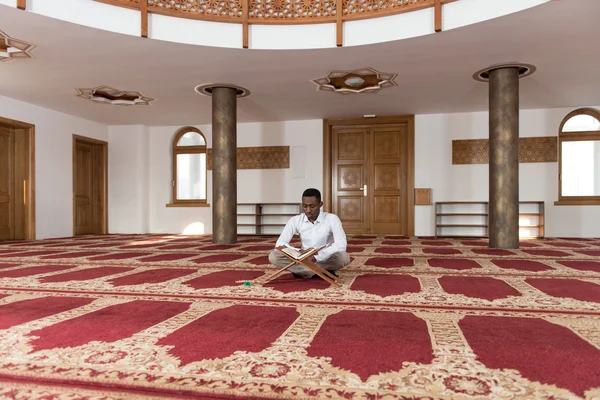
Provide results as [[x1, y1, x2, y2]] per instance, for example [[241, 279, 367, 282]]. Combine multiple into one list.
[[108, 125, 149, 233], [5, 94, 595, 239], [415, 106, 600, 238], [106, 120, 322, 235], [0, 95, 108, 239], [443, 0, 550, 31], [106, 108, 600, 238], [28, 0, 140, 37]]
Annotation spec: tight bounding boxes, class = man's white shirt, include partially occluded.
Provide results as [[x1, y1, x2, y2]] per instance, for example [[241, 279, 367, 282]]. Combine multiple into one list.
[[275, 211, 347, 262]]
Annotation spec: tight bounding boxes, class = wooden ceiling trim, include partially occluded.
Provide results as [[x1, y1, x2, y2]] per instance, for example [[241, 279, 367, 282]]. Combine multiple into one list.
[[242, 0, 249, 49], [434, 0, 442, 32], [336, 0, 343, 47], [91, 0, 458, 42], [91, 0, 458, 24], [140, 0, 148, 38], [94, 0, 140, 10]]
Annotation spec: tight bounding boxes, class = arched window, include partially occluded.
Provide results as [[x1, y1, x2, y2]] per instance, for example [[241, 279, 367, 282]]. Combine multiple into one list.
[[557, 108, 600, 205], [171, 127, 208, 206]]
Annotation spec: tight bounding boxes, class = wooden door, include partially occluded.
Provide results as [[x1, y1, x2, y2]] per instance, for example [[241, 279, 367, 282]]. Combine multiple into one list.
[[74, 140, 94, 235], [73, 136, 107, 236], [0, 127, 14, 240], [0, 117, 35, 241], [330, 121, 413, 235]]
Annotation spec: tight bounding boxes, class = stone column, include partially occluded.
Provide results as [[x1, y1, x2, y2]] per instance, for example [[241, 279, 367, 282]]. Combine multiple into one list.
[[212, 86, 237, 244], [488, 67, 519, 249]]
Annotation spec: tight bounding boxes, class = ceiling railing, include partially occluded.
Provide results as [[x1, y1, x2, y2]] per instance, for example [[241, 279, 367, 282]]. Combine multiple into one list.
[[93, 0, 456, 47]]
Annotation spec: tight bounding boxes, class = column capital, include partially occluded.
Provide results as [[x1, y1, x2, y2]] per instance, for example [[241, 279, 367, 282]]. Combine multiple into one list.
[[472, 63, 536, 83], [195, 83, 251, 98]]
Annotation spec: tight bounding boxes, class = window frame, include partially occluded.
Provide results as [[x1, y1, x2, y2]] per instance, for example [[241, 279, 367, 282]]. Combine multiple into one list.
[[555, 108, 600, 206], [168, 127, 209, 208]]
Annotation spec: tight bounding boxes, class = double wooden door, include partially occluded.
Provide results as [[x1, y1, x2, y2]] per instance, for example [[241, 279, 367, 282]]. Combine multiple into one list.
[[329, 120, 414, 235]]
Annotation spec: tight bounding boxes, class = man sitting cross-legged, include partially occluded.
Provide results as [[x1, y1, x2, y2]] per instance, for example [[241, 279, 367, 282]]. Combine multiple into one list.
[[268, 188, 350, 279]]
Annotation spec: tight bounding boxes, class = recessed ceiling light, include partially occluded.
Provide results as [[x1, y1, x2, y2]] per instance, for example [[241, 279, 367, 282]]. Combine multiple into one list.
[[105, 89, 125, 97], [345, 77, 365, 87]]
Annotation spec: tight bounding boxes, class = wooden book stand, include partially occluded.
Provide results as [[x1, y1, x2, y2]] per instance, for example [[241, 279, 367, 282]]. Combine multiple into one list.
[[259, 245, 340, 288]]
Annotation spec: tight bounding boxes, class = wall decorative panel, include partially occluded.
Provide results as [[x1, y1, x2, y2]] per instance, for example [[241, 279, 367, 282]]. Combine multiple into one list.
[[149, 0, 243, 21], [452, 139, 488, 164], [97, 0, 140, 8], [207, 146, 289, 170], [519, 137, 558, 163], [414, 188, 431, 205], [452, 137, 557, 165]]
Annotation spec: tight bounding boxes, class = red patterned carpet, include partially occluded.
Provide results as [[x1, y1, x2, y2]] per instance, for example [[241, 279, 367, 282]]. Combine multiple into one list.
[[0, 234, 599, 399]]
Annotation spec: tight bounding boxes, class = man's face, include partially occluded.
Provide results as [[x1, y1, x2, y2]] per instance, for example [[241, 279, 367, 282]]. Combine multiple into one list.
[[302, 196, 323, 221]]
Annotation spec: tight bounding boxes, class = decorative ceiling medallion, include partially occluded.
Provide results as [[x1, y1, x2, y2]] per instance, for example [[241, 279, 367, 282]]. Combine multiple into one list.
[[76, 86, 155, 106], [473, 62, 537, 82], [311, 67, 397, 94], [0, 30, 35, 62], [194, 83, 251, 98]]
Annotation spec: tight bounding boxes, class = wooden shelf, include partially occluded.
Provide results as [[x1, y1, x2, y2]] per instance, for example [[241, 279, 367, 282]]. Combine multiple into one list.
[[435, 201, 545, 239], [437, 213, 488, 216], [237, 203, 301, 235], [519, 201, 545, 238], [237, 223, 287, 227], [238, 203, 296, 206], [438, 224, 488, 227], [237, 213, 298, 217]]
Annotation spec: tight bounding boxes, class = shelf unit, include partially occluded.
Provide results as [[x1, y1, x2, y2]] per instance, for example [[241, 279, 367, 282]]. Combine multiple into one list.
[[435, 201, 544, 238], [435, 201, 488, 238], [237, 203, 301, 235], [518, 201, 545, 238]]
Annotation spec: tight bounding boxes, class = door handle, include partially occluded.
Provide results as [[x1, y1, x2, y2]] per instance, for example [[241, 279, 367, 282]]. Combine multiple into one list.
[[360, 185, 367, 197]]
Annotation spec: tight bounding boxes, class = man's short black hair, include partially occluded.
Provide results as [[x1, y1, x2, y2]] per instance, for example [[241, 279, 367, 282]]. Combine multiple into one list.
[[302, 188, 321, 202]]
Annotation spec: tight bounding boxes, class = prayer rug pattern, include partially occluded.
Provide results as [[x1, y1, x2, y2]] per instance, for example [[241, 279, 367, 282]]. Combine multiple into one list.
[[0, 235, 599, 399]]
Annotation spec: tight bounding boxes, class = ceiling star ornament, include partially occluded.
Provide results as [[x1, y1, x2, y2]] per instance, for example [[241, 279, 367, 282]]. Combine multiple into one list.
[[75, 86, 155, 106], [0, 30, 36, 62], [311, 67, 397, 95]]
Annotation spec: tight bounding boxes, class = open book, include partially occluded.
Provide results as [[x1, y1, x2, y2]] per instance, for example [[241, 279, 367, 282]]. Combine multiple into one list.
[[280, 246, 316, 260]]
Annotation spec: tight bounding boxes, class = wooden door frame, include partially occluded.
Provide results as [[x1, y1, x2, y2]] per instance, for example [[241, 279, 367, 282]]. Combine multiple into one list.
[[72, 134, 108, 235], [323, 115, 415, 235], [0, 116, 36, 241]]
